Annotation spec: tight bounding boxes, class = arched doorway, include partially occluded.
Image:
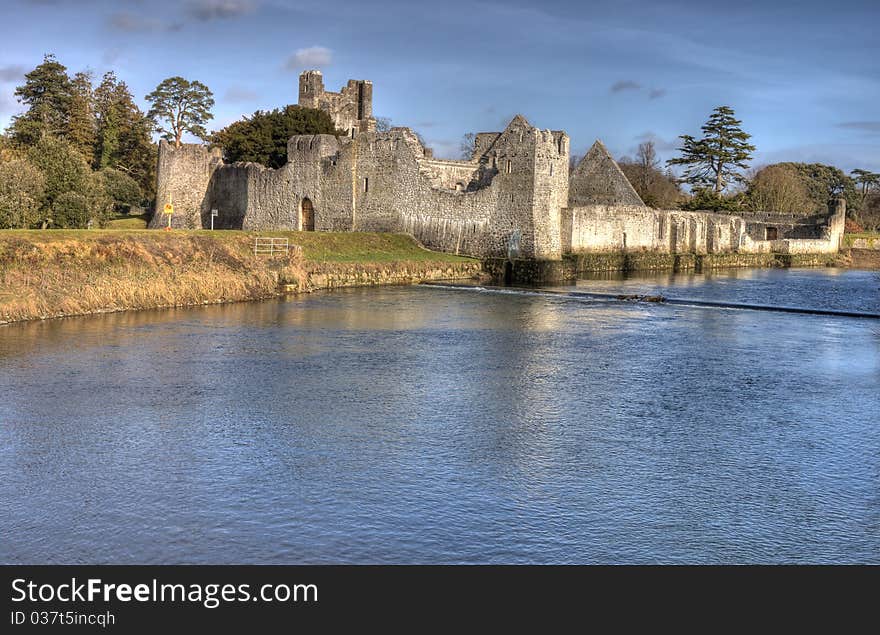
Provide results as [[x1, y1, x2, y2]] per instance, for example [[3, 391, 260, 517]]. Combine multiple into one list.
[[300, 198, 315, 231]]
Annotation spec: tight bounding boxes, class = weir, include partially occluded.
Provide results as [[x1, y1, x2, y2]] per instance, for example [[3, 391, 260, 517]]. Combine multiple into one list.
[[421, 282, 880, 320]]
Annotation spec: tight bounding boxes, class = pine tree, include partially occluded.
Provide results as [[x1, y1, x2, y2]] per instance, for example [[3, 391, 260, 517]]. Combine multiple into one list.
[[94, 72, 121, 169], [851, 169, 880, 201], [10, 54, 73, 145], [146, 77, 214, 147], [66, 71, 96, 160], [94, 72, 156, 200], [667, 106, 755, 193]]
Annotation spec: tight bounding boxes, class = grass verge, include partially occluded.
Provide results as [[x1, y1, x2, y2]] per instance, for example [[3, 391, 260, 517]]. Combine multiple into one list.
[[0, 230, 479, 324]]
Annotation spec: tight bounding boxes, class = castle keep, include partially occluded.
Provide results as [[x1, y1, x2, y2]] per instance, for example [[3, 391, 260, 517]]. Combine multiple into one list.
[[150, 72, 845, 262]]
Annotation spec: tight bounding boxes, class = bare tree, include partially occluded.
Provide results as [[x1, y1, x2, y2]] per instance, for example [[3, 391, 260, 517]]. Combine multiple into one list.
[[459, 132, 475, 160]]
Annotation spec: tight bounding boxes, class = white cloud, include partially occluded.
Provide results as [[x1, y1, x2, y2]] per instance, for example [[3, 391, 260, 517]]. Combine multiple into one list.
[[285, 46, 333, 71]]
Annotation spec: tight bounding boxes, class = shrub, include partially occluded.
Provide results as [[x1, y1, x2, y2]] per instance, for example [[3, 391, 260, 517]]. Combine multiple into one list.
[[0, 158, 46, 228], [52, 191, 91, 228], [98, 168, 143, 212], [26, 135, 90, 208]]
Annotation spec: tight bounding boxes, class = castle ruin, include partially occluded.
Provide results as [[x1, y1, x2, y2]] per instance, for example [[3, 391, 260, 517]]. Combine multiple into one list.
[[150, 72, 845, 262]]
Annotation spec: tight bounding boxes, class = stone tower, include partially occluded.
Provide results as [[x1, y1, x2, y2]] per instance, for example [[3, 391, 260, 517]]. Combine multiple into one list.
[[298, 70, 376, 137]]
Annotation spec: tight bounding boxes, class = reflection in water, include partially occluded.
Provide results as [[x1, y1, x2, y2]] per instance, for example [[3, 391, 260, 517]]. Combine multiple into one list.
[[1, 269, 879, 564]]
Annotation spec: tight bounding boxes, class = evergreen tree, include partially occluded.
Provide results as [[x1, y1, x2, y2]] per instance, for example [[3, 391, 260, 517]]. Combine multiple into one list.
[[10, 54, 72, 145], [66, 71, 96, 160], [851, 168, 880, 200], [146, 77, 214, 147], [94, 72, 121, 169], [211, 105, 339, 168], [668, 106, 755, 193], [94, 72, 156, 201]]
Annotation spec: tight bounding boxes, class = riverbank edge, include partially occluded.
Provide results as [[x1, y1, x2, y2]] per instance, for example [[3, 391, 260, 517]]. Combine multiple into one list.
[[1, 230, 870, 325], [0, 231, 483, 325]]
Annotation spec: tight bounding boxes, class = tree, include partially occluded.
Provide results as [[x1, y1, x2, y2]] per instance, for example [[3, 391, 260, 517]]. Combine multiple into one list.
[[210, 105, 340, 168], [94, 72, 155, 200], [460, 132, 476, 159], [861, 191, 880, 231], [97, 168, 142, 213], [9, 54, 72, 146], [851, 169, 880, 200], [680, 187, 744, 212], [66, 71, 96, 160], [772, 163, 860, 216], [26, 135, 90, 210], [746, 164, 812, 214], [146, 77, 215, 147], [667, 105, 755, 193], [0, 158, 45, 228], [618, 142, 684, 209], [375, 117, 392, 133], [52, 191, 91, 228]]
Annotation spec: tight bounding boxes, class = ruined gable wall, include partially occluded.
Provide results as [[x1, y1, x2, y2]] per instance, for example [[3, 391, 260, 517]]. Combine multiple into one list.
[[569, 142, 645, 208], [149, 141, 223, 229]]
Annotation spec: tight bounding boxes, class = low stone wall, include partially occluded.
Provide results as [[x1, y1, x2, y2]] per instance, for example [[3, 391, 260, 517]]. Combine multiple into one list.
[[847, 248, 880, 269], [300, 262, 483, 291], [483, 251, 837, 285], [850, 238, 880, 249]]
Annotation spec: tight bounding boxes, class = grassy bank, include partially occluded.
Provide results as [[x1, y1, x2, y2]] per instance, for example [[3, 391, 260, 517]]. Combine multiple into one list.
[[0, 230, 479, 324]]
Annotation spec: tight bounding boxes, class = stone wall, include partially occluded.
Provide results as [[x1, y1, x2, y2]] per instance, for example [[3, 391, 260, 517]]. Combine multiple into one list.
[[569, 140, 645, 207], [152, 73, 844, 263], [566, 205, 743, 254], [192, 115, 571, 259], [298, 70, 376, 136], [149, 141, 223, 229], [565, 199, 845, 256]]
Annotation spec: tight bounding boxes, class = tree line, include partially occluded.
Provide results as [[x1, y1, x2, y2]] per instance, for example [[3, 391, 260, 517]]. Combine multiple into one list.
[[2, 55, 878, 231], [0, 54, 336, 229], [611, 106, 880, 231]]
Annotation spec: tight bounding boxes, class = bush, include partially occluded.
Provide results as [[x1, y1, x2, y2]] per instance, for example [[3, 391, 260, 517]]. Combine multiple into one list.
[[680, 188, 743, 212], [52, 191, 91, 228], [0, 158, 46, 228], [98, 168, 142, 212], [26, 135, 90, 208]]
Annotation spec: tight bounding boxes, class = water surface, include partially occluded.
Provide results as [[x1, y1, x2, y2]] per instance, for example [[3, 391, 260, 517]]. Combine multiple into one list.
[[1, 267, 878, 563]]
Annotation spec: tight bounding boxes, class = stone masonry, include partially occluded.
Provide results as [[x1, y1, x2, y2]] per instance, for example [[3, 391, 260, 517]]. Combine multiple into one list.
[[298, 70, 376, 137], [151, 72, 845, 259]]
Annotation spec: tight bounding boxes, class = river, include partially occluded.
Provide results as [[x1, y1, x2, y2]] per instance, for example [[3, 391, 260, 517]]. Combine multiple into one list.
[[1, 267, 878, 563]]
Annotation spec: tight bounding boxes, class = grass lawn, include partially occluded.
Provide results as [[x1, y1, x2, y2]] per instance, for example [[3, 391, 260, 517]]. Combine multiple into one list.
[[104, 212, 150, 229], [0, 228, 476, 264]]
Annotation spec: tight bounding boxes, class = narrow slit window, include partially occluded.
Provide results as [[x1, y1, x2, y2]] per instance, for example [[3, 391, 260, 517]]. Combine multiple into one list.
[[506, 160, 512, 174], [363, 177, 369, 193]]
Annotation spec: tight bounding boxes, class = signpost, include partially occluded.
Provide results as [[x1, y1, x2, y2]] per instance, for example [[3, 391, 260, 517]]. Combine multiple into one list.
[[162, 202, 174, 231], [211, 208, 218, 231]]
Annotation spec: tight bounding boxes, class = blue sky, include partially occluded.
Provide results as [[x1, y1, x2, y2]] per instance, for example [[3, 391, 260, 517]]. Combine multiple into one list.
[[1, 0, 878, 171]]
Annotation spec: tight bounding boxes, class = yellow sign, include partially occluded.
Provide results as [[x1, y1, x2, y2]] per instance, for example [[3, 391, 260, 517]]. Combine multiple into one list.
[[163, 203, 174, 215]]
